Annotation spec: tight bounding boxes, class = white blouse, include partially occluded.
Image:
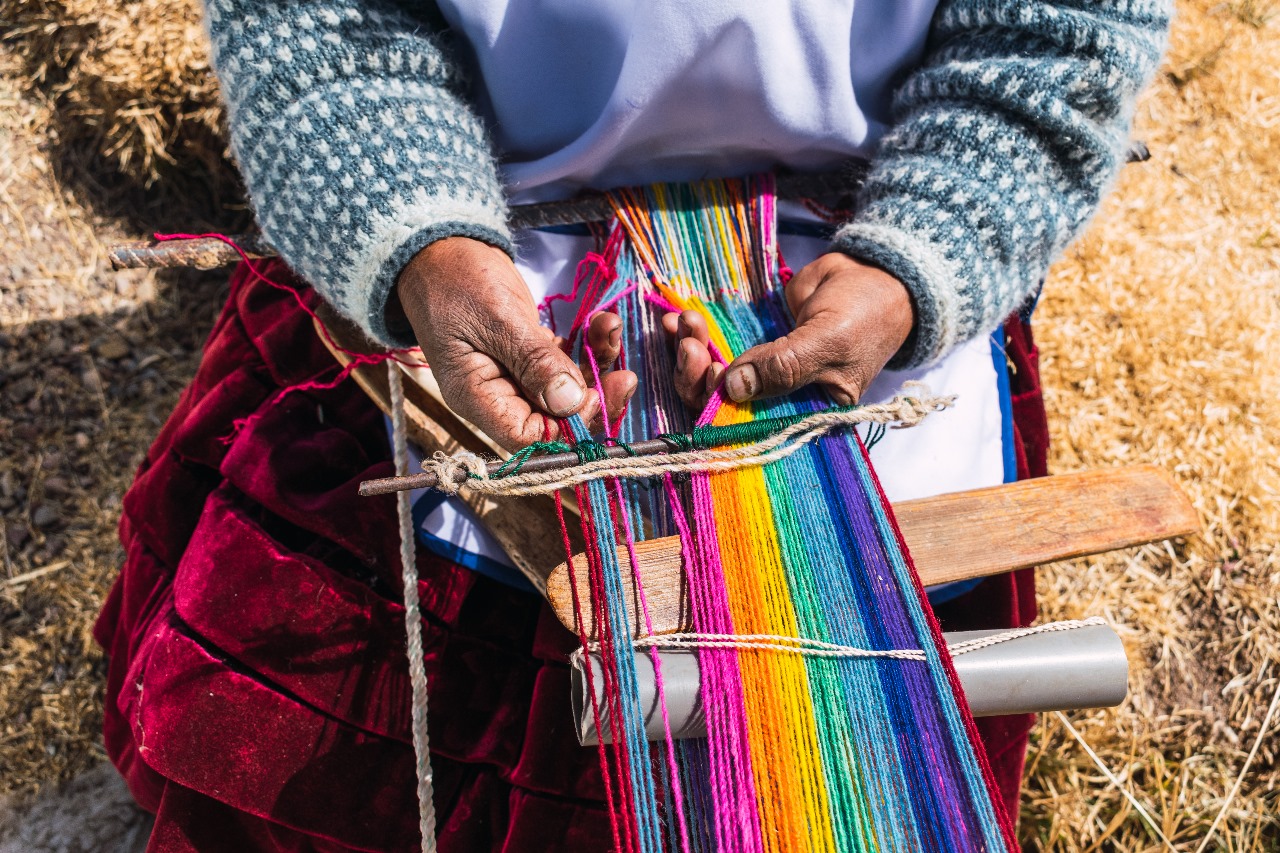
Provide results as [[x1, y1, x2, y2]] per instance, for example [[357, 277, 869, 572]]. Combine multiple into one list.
[[402, 1, 1011, 602], [434, 0, 940, 201]]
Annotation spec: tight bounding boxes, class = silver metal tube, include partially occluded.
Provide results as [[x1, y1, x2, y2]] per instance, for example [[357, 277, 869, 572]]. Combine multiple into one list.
[[571, 623, 1128, 746]]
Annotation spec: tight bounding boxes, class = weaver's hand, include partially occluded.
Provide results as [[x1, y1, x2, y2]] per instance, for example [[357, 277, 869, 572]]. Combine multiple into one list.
[[665, 253, 914, 409], [397, 237, 636, 450]]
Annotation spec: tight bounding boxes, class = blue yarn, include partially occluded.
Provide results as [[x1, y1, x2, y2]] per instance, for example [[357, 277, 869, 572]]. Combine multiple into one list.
[[568, 416, 665, 852], [843, 435, 1010, 849]]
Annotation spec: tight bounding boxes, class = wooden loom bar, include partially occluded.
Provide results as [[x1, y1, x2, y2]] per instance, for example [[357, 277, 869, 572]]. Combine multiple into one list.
[[544, 465, 1199, 637], [105, 169, 870, 271]]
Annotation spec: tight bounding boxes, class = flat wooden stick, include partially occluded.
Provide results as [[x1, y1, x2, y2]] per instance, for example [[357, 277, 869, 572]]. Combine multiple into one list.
[[545, 465, 1198, 637]]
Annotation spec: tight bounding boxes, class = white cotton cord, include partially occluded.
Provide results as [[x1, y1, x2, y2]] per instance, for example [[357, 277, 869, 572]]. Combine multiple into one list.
[[627, 633, 930, 660], [389, 362, 438, 853], [946, 617, 1108, 656], [1054, 711, 1180, 852], [424, 449, 488, 495], [568, 617, 1108, 667]]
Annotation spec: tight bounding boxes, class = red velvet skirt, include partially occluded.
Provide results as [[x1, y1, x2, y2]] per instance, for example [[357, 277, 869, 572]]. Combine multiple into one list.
[[95, 262, 1046, 851]]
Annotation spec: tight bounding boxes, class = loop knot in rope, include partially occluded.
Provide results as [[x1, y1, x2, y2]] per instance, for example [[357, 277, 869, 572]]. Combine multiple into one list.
[[422, 450, 488, 495]]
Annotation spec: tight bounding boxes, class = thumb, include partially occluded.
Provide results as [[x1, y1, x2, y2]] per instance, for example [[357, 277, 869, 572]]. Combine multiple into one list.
[[723, 323, 831, 403], [486, 323, 589, 417]]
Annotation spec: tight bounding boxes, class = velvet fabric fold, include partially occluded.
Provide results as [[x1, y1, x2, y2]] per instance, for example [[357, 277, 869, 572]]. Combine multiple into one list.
[[96, 262, 607, 851], [95, 261, 1047, 850]]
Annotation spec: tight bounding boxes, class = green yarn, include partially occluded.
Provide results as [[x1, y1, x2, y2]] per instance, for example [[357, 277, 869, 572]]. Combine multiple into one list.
[[603, 438, 641, 457], [491, 440, 573, 479], [655, 432, 695, 452], [864, 422, 888, 451], [573, 439, 609, 464], [690, 406, 856, 450], [490, 405, 865, 481]]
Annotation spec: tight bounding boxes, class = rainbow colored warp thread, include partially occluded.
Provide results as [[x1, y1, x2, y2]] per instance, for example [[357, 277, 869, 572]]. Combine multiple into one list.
[[554, 177, 1018, 853]]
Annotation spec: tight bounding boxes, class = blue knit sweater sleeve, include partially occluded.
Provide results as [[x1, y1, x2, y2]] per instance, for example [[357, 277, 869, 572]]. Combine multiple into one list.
[[832, 0, 1171, 368], [203, 0, 511, 346]]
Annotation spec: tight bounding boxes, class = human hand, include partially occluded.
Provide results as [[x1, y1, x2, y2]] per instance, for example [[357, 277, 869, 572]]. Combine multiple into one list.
[[397, 237, 636, 450], [664, 252, 914, 409]]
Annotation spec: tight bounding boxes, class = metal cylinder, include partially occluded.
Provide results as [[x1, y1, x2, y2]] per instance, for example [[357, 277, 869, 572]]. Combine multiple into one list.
[[571, 623, 1128, 746]]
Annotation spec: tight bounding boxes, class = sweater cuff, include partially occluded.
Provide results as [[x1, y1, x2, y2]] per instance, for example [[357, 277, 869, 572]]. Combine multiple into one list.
[[334, 195, 514, 348], [368, 221, 514, 348], [829, 222, 964, 370]]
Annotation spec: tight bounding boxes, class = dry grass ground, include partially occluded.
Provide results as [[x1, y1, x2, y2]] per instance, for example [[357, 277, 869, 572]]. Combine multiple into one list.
[[1024, 0, 1280, 845], [1, 0, 1278, 850], [1026, 1, 1280, 849]]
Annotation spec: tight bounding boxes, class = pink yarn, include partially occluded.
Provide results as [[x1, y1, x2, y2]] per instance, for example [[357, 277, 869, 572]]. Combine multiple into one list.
[[663, 472, 764, 853], [586, 331, 692, 853], [642, 292, 732, 367]]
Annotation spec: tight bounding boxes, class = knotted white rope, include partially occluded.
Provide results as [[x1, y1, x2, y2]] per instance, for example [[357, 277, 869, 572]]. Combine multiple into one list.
[[389, 363, 438, 853], [427, 387, 955, 497]]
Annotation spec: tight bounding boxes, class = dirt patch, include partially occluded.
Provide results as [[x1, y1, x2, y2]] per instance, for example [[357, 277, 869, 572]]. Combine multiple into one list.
[[0, 53, 227, 796]]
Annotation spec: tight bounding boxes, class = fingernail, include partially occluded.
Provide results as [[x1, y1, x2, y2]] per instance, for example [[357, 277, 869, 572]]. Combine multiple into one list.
[[706, 363, 725, 393], [609, 326, 621, 349], [677, 340, 689, 370], [726, 365, 758, 402], [543, 373, 585, 415]]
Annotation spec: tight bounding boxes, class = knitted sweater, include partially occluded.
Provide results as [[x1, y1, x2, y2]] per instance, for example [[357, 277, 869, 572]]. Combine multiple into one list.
[[203, 0, 1170, 367]]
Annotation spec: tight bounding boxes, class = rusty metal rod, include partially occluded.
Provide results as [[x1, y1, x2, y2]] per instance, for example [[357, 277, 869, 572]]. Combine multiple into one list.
[[105, 144, 1149, 272], [358, 436, 683, 496], [108, 231, 276, 271], [108, 168, 873, 270]]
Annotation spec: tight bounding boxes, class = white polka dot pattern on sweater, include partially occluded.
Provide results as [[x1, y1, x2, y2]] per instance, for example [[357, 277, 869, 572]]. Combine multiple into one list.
[[205, 0, 511, 346], [833, 0, 1169, 366], [203, 0, 1170, 359]]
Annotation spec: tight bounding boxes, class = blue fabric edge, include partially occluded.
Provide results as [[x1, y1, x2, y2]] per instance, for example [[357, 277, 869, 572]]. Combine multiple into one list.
[[922, 326, 1017, 606], [411, 491, 537, 593], [991, 326, 1019, 485]]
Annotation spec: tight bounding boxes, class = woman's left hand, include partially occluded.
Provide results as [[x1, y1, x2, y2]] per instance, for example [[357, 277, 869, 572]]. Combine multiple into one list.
[[664, 252, 915, 410]]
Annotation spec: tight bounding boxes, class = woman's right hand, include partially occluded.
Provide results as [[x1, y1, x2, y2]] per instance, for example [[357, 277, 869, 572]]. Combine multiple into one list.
[[664, 252, 914, 410], [396, 237, 636, 450]]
